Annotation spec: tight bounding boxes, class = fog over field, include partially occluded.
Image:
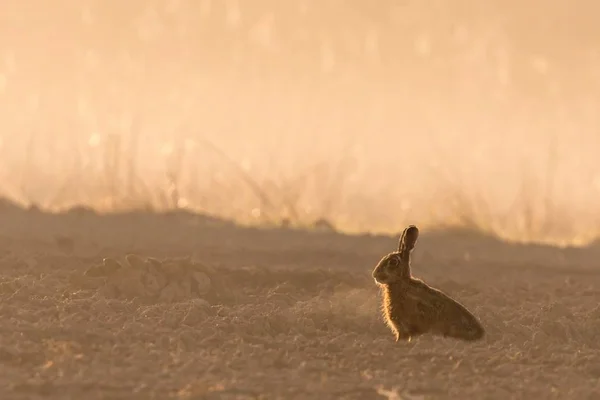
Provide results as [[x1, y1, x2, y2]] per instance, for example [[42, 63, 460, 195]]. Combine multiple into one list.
[[1, 2, 600, 399], [1, 0, 599, 244]]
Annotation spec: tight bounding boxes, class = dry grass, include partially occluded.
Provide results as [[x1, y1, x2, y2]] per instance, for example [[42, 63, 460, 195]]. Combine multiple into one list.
[[0, 134, 598, 248]]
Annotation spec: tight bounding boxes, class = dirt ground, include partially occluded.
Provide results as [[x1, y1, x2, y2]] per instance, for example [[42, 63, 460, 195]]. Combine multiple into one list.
[[2, 201, 600, 400]]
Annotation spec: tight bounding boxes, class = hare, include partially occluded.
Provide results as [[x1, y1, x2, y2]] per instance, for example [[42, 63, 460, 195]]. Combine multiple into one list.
[[372, 225, 484, 342]]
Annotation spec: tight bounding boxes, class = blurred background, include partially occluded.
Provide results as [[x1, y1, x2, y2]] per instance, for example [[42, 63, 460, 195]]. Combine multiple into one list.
[[0, 0, 599, 245]]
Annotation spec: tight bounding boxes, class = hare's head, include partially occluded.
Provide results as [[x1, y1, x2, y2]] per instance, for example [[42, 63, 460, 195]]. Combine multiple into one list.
[[372, 225, 419, 284]]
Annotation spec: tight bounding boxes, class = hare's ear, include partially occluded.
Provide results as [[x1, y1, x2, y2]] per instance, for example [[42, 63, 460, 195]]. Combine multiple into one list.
[[398, 225, 419, 259]]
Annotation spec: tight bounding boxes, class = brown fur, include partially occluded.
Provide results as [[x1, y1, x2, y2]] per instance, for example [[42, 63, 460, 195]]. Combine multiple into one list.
[[373, 225, 485, 342]]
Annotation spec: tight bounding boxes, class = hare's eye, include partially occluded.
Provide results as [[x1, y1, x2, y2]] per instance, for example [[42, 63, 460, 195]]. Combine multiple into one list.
[[388, 257, 399, 267]]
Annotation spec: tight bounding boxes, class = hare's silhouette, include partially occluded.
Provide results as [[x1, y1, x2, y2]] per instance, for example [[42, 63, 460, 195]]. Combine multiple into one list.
[[372, 225, 484, 342]]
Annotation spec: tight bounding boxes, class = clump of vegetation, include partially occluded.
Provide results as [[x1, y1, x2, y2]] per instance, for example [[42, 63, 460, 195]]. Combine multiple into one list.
[[83, 254, 231, 304]]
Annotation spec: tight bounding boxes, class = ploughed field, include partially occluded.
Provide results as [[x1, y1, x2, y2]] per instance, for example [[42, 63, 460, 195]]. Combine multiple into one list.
[[2, 204, 600, 399]]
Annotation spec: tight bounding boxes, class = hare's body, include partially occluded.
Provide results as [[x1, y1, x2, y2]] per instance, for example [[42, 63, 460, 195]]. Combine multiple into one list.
[[378, 274, 484, 341], [373, 226, 484, 342]]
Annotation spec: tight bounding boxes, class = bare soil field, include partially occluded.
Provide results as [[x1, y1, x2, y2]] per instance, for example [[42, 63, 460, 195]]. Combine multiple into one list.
[[2, 200, 600, 400]]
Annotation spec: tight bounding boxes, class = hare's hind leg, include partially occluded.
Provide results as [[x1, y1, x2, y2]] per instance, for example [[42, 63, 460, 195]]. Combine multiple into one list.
[[406, 283, 484, 341], [430, 296, 485, 341], [439, 312, 485, 341]]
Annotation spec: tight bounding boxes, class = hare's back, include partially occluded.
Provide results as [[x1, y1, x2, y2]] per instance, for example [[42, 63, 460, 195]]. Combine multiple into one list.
[[405, 280, 485, 341]]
